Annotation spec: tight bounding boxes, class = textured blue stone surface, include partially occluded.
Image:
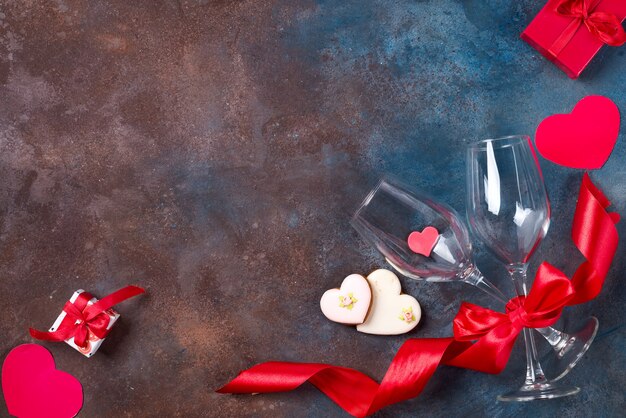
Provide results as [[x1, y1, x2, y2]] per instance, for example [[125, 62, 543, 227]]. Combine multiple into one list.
[[0, 0, 624, 416]]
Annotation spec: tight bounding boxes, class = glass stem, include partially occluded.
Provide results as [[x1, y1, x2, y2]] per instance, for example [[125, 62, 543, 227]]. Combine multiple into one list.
[[463, 266, 508, 304], [535, 326, 572, 356], [508, 263, 548, 385]]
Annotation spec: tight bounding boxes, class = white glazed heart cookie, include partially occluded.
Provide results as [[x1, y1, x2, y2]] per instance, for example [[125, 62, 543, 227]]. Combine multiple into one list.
[[320, 274, 372, 325], [356, 269, 421, 335]]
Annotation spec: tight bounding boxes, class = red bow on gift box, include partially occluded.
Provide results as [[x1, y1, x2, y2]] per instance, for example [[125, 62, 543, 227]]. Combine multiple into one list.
[[218, 173, 619, 417], [550, 0, 626, 56], [30, 286, 144, 348]]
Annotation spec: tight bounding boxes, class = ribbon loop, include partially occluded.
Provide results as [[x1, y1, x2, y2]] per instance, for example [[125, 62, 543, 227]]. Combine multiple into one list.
[[453, 302, 508, 341], [550, 0, 626, 57]]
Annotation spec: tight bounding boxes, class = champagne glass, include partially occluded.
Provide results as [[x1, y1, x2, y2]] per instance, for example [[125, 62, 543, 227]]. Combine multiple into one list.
[[351, 176, 585, 399], [351, 177, 505, 300], [466, 135, 595, 400]]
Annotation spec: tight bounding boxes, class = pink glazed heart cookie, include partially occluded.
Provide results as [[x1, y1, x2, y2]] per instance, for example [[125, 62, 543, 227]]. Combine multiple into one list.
[[535, 96, 620, 169], [320, 274, 372, 325], [408, 226, 439, 257], [2, 344, 83, 418]]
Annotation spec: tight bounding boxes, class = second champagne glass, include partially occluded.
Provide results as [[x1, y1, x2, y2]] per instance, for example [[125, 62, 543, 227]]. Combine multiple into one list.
[[466, 135, 594, 400]]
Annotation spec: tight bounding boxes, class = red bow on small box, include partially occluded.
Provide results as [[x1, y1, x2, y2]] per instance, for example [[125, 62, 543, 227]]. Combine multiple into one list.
[[549, 0, 626, 56], [30, 286, 144, 348]]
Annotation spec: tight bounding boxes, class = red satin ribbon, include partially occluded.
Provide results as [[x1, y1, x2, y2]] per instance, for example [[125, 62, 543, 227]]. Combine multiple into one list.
[[30, 285, 145, 348], [218, 173, 619, 417], [549, 0, 626, 57]]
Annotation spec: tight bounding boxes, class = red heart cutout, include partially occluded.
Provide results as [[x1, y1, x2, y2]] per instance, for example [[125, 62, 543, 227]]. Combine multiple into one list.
[[407, 227, 439, 257], [2, 344, 83, 418], [535, 96, 620, 169]]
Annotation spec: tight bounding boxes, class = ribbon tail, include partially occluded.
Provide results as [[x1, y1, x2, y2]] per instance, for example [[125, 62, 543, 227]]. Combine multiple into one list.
[[218, 362, 379, 417], [217, 335, 517, 417], [568, 173, 619, 304], [29, 301, 85, 343], [30, 322, 90, 348], [366, 338, 455, 415], [83, 285, 145, 321], [29, 327, 74, 342], [444, 328, 518, 374]]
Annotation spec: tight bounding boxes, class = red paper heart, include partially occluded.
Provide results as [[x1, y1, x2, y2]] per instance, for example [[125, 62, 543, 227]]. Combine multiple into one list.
[[535, 96, 620, 169], [2, 344, 83, 418], [407, 227, 439, 257]]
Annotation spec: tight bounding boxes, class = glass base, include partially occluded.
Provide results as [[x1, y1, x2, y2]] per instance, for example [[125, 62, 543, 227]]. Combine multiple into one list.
[[497, 381, 580, 402], [543, 317, 599, 382]]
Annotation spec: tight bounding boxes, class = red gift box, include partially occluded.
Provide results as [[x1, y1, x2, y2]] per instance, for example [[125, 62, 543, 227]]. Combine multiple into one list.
[[521, 0, 626, 79]]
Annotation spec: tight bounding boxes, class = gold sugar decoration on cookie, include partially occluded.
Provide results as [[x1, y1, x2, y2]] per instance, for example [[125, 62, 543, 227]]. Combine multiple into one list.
[[398, 307, 416, 323], [338, 292, 358, 310]]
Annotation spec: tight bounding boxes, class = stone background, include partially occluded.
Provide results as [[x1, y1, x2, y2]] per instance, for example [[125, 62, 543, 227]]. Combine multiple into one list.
[[0, 1, 624, 416]]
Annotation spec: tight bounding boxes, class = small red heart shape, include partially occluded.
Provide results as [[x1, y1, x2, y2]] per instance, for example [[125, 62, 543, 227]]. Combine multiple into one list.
[[535, 96, 620, 169], [2, 344, 83, 418], [407, 227, 439, 257]]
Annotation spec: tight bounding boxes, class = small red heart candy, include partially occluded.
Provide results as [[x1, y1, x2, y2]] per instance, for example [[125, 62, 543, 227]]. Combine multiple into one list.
[[407, 227, 439, 257], [535, 96, 620, 169]]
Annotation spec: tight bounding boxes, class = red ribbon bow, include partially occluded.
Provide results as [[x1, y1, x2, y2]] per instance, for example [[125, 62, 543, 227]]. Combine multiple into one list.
[[218, 173, 619, 417], [30, 285, 145, 348], [449, 263, 575, 373], [549, 0, 626, 57], [455, 266, 574, 341]]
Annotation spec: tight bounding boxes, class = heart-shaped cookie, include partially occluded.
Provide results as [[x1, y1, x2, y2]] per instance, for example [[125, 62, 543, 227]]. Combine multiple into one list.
[[2, 344, 83, 418], [357, 269, 421, 335], [320, 274, 372, 325], [408, 226, 439, 257], [535, 96, 620, 169]]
